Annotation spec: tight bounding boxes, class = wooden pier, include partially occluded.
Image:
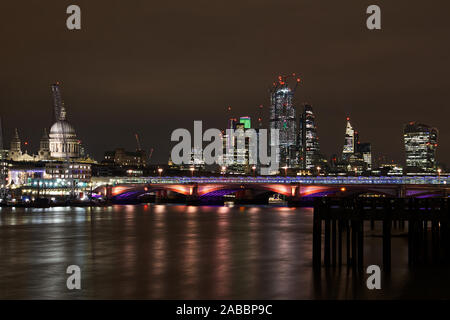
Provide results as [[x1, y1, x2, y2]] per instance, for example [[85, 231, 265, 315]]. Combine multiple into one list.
[[313, 197, 450, 271]]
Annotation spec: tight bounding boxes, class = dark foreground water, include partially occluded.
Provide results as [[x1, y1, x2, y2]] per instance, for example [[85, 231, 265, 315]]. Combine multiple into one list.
[[0, 204, 449, 299]]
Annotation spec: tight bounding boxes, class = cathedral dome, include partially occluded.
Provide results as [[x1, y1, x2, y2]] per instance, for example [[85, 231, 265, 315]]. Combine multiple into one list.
[[49, 121, 76, 137], [48, 105, 80, 159]]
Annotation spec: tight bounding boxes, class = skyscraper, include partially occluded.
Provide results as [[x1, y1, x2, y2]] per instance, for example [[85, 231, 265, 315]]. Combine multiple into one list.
[[404, 122, 438, 172], [342, 117, 355, 161], [239, 116, 251, 129], [341, 118, 372, 172], [298, 104, 321, 170], [222, 116, 254, 174], [269, 74, 301, 168]]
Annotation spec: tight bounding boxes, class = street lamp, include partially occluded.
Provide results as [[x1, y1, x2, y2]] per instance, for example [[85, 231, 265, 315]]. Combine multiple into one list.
[[283, 166, 288, 178], [316, 166, 321, 176], [437, 168, 442, 183], [221, 166, 226, 176], [354, 167, 358, 177], [158, 168, 163, 177], [252, 165, 256, 177], [190, 167, 195, 177]]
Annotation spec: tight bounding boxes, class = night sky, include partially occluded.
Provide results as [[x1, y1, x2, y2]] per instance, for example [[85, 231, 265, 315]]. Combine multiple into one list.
[[1, 0, 449, 166]]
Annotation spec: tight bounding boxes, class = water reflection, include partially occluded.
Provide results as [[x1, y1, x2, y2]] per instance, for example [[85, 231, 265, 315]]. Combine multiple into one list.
[[0, 204, 449, 299]]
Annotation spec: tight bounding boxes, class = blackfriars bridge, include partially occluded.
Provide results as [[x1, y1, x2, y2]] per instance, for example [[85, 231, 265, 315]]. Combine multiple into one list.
[[92, 176, 450, 204]]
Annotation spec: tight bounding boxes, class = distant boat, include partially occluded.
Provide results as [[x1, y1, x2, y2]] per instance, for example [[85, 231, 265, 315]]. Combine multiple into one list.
[[268, 194, 286, 204]]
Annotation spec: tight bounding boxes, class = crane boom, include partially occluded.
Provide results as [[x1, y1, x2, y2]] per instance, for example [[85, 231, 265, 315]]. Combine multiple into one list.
[[135, 133, 142, 151]]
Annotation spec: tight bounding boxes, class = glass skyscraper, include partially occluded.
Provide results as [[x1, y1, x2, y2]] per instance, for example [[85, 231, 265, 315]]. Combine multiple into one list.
[[341, 118, 372, 172], [298, 104, 321, 170], [404, 122, 438, 172], [342, 117, 355, 161], [269, 76, 299, 168]]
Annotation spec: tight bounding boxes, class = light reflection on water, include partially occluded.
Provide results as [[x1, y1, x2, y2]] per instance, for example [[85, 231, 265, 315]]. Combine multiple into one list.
[[0, 204, 449, 299]]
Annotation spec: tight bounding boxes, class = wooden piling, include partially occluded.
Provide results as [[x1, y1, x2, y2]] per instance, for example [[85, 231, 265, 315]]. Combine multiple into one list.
[[312, 197, 448, 272], [358, 220, 364, 270], [324, 218, 331, 267], [346, 220, 351, 266], [351, 220, 357, 269], [313, 209, 322, 268], [382, 200, 392, 271], [332, 219, 337, 267], [338, 219, 342, 267]]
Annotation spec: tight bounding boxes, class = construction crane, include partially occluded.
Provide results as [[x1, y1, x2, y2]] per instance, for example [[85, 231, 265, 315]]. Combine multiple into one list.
[[270, 73, 302, 94], [148, 148, 154, 162], [51, 83, 76, 200], [51, 82, 63, 122], [135, 133, 142, 151]]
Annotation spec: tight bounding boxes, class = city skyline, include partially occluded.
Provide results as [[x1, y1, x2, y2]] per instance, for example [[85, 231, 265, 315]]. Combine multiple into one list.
[[1, 1, 449, 166], [1, 1, 450, 303], [0, 79, 446, 171]]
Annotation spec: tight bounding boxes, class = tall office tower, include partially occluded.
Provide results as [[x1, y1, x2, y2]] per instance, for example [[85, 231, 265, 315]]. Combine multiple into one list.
[[342, 117, 355, 161], [357, 142, 372, 170], [298, 104, 321, 170], [404, 122, 438, 172], [269, 74, 301, 168], [222, 117, 253, 174], [51, 83, 63, 122], [239, 116, 251, 129], [342, 118, 372, 172]]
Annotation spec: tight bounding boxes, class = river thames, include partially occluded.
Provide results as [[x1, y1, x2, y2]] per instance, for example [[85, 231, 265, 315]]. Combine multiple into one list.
[[0, 204, 449, 299]]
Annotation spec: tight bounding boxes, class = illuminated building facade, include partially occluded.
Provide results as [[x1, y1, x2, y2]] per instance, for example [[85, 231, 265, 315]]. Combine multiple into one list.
[[342, 118, 355, 161], [298, 104, 321, 170], [103, 148, 147, 168], [222, 117, 254, 174], [38, 128, 51, 160], [44, 162, 91, 181], [269, 75, 300, 168], [341, 118, 372, 172], [8, 128, 22, 161], [404, 122, 438, 173], [49, 106, 81, 159]]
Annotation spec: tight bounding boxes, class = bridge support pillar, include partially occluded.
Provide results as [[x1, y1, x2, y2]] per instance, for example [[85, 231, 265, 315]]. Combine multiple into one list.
[[398, 185, 406, 198], [234, 188, 267, 205], [287, 185, 302, 206], [186, 184, 200, 205], [105, 185, 113, 200], [155, 190, 170, 203]]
